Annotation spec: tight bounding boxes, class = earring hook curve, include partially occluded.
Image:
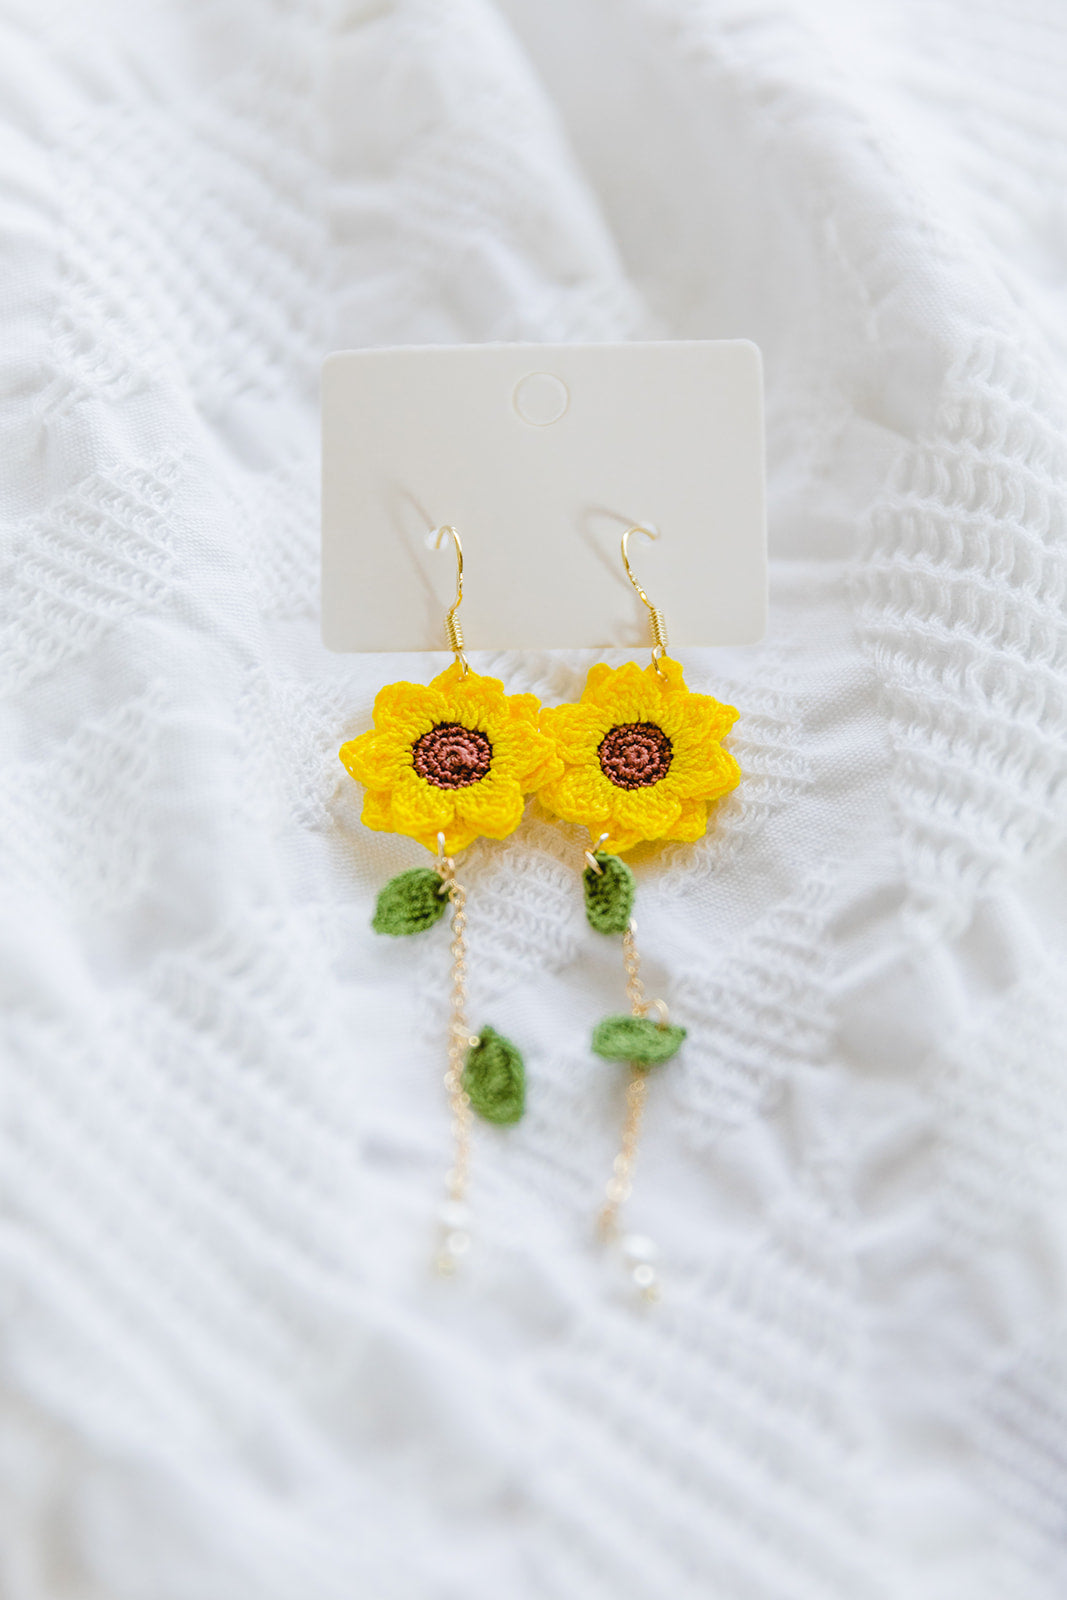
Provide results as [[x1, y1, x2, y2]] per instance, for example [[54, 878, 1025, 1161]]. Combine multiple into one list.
[[432, 524, 469, 677], [621, 525, 670, 675]]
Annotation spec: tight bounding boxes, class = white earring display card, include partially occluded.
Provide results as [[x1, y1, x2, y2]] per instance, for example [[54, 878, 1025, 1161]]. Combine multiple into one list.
[[322, 340, 766, 652]]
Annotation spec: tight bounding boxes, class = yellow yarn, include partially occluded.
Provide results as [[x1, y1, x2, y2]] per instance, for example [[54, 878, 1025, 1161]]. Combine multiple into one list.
[[538, 658, 740, 854], [340, 661, 561, 855]]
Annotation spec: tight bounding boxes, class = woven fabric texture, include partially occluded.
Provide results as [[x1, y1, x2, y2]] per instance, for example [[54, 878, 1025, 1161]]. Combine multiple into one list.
[[1, 2, 1066, 1597]]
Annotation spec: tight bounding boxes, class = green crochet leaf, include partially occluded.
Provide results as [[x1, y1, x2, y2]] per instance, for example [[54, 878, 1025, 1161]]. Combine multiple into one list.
[[463, 1025, 526, 1125], [583, 851, 636, 935], [371, 868, 448, 936], [591, 1014, 687, 1070]]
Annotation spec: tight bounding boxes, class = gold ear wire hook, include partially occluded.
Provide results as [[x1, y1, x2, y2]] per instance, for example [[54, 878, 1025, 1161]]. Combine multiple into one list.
[[621, 525, 670, 676], [432, 525, 469, 677]]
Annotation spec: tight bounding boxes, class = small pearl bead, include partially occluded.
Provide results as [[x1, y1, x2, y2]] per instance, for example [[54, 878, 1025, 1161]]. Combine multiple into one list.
[[632, 1263, 657, 1291], [444, 1229, 471, 1257], [621, 1233, 658, 1265], [438, 1199, 470, 1231]]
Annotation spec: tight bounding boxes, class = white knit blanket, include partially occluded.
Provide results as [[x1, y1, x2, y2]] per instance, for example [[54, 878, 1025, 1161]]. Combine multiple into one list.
[[2, 3, 1066, 1596]]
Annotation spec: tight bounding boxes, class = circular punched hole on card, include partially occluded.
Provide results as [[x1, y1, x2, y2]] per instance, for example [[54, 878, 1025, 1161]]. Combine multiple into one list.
[[513, 372, 569, 427]]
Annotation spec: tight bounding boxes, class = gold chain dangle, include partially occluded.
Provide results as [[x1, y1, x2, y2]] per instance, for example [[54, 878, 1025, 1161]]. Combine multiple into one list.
[[536, 524, 743, 1305], [339, 524, 561, 1278]]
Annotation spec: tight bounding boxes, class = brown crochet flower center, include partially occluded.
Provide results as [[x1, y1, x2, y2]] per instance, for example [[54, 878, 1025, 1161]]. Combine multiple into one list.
[[598, 722, 673, 789], [412, 722, 492, 789]]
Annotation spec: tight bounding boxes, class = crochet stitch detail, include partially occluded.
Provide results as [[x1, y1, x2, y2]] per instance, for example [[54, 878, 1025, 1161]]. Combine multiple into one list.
[[412, 723, 492, 789], [539, 658, 740, 853], [583, 852, 636, 934], [339, 660, 562, 855], [462, 1025, 526, 1124], [598, 722, 673, 788], [591, 1015, 687, 1069], [371, 868, 448, 936]]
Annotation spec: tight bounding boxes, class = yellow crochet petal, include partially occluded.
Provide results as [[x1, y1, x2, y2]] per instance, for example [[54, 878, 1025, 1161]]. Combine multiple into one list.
[[658, 720, 729, 780], [372, 680, 448, 740], [672, 691, 739, 745], [486, 713, 559, 789], [668, 797, 711, 843], [588, 659, 648, 710], [519, 729, 565, 789], [653, 656, 689, 693], [339, 729, 378, 787], [667, 743, 739, 801], [439, 667, 508, 726], [611, 784, 683, 839], [522, 746, 566, 793], [540, 765, 615, 827], [506, 692, 542, 727], [435, 817, 480, 855], [537, 701, 571, 735], [340, 729, 412, 789], [360, 787, 395, 833], [483, 718, 525, 763], [540, 701, 612, 761], [389, 771, 456, 835], [649, 694, 705, 745], [579, 661, 623, 705], [602, 820, 645, 854], [399, 815, 481, 856], [662, 752, 721, 798], [516, 715, 564, 787], [581, 660, 690, 731], [703, 746, 742, 801], [428, 659, 475, 693], [703, 698, 740, 740], [454, 775, 526, 840], [597, 689, 661, 728]]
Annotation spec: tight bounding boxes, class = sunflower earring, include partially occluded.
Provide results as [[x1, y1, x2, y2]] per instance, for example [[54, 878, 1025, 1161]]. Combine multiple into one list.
[[538, 526, 741, 1299], [339, 526, 561, 1273]]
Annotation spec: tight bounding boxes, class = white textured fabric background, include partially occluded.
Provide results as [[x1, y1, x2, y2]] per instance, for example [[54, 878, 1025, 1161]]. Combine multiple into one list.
[[2, 2, 1067, 1596]]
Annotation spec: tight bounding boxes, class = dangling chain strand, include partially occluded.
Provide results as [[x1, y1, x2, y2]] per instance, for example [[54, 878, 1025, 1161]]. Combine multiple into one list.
[[598, 919, 649, 1235], [598, 916, 662, 1302], [434, 844, 475, 1273], [598, 1070, 648, 1234], [622, 921, 647, 1017]]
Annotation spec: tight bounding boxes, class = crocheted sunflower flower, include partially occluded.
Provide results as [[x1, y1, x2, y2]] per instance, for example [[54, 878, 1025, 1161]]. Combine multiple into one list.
[[340, 661, 560, 855], [538, 658, 740, 853]]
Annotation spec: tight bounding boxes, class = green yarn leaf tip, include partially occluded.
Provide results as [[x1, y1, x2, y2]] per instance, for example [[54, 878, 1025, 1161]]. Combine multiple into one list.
[[371, 868, 448, 936], [463, 1025, 526, 1125], [583, 852, 635, 934], [591, 1014, 687, 1070]]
